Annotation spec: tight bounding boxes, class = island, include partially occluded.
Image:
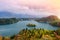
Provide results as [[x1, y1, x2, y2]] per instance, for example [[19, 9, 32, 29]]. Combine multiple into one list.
[[0, 18, 19, 25], [27, 23, 36, 27]]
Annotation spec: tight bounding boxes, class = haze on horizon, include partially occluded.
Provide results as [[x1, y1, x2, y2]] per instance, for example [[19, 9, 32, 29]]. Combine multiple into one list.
[[0, 0, 60, 18]]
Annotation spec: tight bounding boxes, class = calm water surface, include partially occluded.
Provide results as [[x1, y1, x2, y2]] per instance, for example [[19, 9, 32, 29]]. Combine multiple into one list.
[[0, 20, 59, 36]]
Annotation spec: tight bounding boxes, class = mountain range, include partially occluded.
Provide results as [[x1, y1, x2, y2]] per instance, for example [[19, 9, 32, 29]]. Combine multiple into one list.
[[0, 11, 49, 18], [0, 11, 36, 18]]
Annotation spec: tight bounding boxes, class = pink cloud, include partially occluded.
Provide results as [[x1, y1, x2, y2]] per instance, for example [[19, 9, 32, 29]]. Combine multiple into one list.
[[0, 0, 60, 17]]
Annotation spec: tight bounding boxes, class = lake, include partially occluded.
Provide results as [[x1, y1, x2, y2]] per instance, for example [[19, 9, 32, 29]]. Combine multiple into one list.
[[0, 20, 59, 37]]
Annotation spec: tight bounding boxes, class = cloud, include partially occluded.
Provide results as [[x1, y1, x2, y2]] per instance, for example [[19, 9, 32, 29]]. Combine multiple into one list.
[[0, 0, 60, 17]]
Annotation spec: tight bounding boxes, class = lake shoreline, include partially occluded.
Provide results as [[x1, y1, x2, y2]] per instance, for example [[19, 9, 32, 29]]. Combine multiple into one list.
[[0, 20, 59, 37]]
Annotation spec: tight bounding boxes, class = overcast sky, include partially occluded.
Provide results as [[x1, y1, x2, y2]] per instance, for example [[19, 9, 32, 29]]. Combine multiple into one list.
[[0, 0, 60, 18]]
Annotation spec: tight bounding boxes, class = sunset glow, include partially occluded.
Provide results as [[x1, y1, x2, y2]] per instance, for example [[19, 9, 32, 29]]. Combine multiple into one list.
[[0, 0, 60, 17]]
